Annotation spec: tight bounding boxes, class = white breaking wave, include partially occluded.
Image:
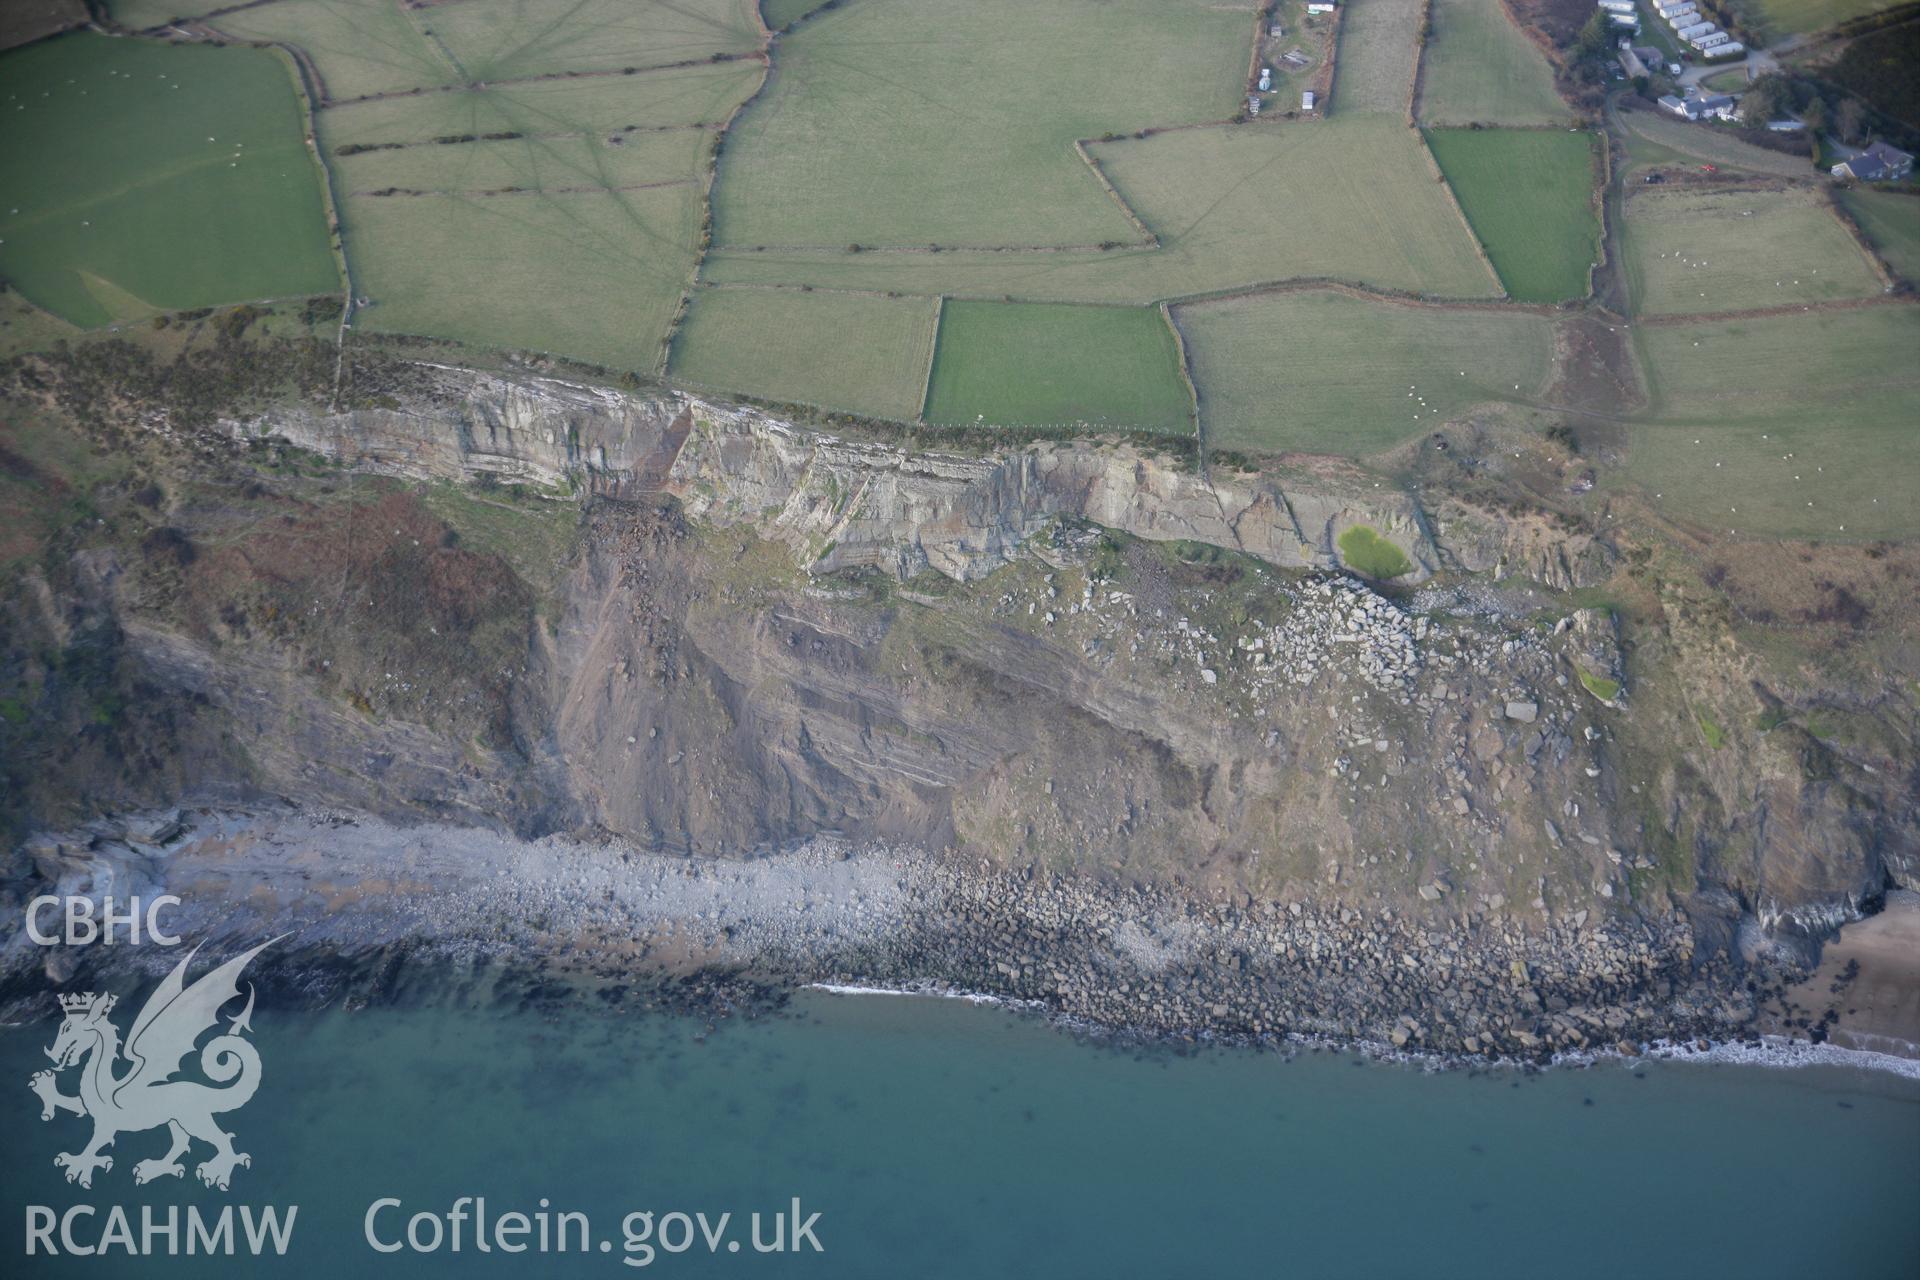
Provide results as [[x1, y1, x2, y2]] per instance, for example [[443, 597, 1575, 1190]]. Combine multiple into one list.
[[805, 982, 1036, 1008], [1638, 1035, 1920, 1081]]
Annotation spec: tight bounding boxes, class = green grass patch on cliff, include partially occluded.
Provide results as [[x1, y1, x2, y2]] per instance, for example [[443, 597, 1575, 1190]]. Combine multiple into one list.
[[671, 287, 940, 420], [1578, 670, 1621, 702], [1337, 525, 1413, 579], [0, 33, 338, 328], [1176, 289, 1552, 456], [1424, 127, 1599, 302], [923, 301, 1192, 431], [416, 481, 581, 610]]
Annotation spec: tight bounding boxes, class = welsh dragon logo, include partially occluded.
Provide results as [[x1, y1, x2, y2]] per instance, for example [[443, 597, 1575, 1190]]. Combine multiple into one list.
[[28, 939, 277, 1191]]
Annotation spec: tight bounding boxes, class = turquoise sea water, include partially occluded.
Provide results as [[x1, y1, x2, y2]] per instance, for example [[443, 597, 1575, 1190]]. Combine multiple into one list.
[[2, 988, 1917, 1277]]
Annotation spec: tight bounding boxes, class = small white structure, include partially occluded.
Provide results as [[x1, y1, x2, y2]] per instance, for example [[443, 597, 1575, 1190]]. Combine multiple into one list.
[[1661, 3, 1698, 21], [1258, 67, 1273, 91], [1693, 30, 1729, 48], [1597, 0, 1636, 13], [1609, 12, 1640, 28], [1700, 39, 1743, 57], [1306, 2, 1335, 13], [1302, 89, 1317, 111], [1676, 20, 1715, 39]]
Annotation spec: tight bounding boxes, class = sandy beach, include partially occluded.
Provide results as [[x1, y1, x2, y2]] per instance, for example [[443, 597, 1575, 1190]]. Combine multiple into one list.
[[1766, 891, 1920, 1059]]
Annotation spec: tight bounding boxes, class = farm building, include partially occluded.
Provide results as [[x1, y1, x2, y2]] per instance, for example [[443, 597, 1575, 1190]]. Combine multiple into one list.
[[1659, 91, 1738, 122], [1832, 141, 1915, 182]]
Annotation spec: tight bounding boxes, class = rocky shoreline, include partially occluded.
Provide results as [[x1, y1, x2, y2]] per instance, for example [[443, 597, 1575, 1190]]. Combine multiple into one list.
[[2, 805, 1796, 1063]]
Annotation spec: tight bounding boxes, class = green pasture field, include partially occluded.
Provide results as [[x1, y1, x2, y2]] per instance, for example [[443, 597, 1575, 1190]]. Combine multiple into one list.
[[428, 0, 764, 83], [334, 128, 708, 195], [1415, 0, 1569, 126], [1094, 120, 1498, 297], [320, 64, 760, 149], [1425, 127, 1598, 302], [1839, 188, 1920, 283], [0, 33, 337, 328], [342, 182, 699, 371], [314, 52, 757, 379], [3, 0, 84, 50], [671, 287, 939, 420], [713, 0, 1249, 249], [1630, 307, 1920, 540], [210, 0, 455, 102], [1615, 108, 1814, 179], [1729, 0, 1904, 41], [1622, 187, 1883, 316], [760, 0, 835, 28], [104, 0, 226, 28], [922, 301, 1193, 431], [1332, 0, 1425, 115], [707, 117, 1498, 301], [1175, 289, 1553, 456]]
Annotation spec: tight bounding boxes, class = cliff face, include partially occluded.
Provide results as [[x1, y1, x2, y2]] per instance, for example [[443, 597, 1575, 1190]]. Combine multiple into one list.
[[226, 366, 1611, 591], [4, 361, 1912, 967]]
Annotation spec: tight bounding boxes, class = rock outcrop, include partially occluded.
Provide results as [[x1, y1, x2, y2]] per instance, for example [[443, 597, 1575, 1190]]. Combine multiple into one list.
[[224, 364, 1610, 589]]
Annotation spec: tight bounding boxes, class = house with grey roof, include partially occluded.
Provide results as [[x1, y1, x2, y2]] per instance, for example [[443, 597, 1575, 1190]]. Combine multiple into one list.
[[1832, 141, 1915, 183]]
